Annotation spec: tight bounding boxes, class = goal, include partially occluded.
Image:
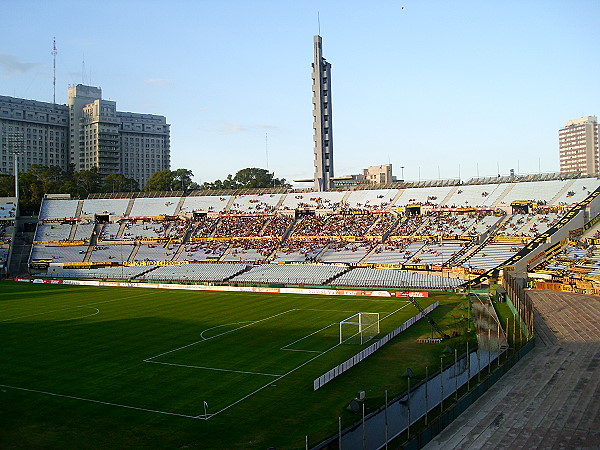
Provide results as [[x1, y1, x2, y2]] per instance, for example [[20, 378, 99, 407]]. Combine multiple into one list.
[[339, 312, 380, 345]]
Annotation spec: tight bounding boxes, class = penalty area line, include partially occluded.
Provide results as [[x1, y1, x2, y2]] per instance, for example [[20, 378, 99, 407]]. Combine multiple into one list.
[[145, 360, 282, 377], [0, 383, 200, 420]]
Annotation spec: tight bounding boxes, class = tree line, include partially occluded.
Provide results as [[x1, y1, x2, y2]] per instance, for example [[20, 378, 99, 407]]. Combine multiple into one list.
[[0, 165, 290, 215]]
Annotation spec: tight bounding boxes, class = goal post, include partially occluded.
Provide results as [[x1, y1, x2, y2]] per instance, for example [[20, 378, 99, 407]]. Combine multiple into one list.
[[339, 312, 380, 345]]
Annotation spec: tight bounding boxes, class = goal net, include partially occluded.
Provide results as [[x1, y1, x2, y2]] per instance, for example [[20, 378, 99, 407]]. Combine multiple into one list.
[[339, 312, 380, 345]]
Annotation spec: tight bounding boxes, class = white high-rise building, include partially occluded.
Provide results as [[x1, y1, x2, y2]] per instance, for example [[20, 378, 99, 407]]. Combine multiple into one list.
[[559, 116, 599, 176], [1, 84, 170, 187]]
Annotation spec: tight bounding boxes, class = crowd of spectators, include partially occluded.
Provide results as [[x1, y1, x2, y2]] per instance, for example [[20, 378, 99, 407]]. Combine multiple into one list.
[[291, 214, 379, 237], [191, 217, 220, 238], [390, 215, 426, 236], [262, 216, 294, 237], [214, 215, 270, 238]]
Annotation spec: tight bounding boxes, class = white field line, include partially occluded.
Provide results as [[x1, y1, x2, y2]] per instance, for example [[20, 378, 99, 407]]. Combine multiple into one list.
[[0, 291, 156, 323], [145, 360, 282, 377], [144, 309, 296, 362], [205, 340, 344, 419], [280, 323, 336, 353], [200, 305, 416, 419], [55, 306, 100, 321], [199, 321, 252, 340], [0, 383, 200, 420]]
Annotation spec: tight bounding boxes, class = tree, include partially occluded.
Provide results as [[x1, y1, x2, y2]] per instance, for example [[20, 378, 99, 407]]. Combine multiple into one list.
[[201, 168, 290, 190], [103, 173, 139, 193]]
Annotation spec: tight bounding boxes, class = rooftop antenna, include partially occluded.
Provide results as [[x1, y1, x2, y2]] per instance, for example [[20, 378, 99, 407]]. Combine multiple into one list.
[[82, 53, 86, 84], [265, 132, 269, 171], [318, 11, 321, 35], [51, 37, 57, 104]]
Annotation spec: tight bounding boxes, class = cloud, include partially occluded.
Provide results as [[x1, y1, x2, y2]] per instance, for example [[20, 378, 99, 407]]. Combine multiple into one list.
[[218, 121, 247, 134], [144, 78, 170, 87], [0, 53, 41, 77], [216, 121, 279, 134]]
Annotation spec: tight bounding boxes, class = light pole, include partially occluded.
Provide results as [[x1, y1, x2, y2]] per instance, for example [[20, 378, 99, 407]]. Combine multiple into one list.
[[400, 166, 405, 182], [8, 132, 25, 216]]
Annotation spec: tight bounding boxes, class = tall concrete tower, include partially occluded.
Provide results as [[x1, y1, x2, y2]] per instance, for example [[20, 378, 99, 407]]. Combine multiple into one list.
[[312, 35, 334, 191]]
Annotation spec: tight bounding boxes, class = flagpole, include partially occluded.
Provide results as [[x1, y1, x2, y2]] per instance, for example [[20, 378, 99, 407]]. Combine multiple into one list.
[[204, 401, 208, 419]]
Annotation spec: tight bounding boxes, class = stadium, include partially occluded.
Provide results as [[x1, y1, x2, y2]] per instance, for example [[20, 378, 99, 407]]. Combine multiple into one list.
[[1, 170, 600, 448]]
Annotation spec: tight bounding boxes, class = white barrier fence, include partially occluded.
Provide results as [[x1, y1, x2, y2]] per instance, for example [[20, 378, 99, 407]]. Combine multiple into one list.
[[313, 301, 439, 391]]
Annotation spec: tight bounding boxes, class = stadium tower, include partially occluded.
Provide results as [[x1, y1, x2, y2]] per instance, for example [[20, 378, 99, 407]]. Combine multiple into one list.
[[312, 35, 334, 191]]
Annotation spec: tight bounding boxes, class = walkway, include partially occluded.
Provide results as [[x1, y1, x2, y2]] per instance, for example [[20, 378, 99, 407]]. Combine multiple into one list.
[[424, 290, 600, 449]]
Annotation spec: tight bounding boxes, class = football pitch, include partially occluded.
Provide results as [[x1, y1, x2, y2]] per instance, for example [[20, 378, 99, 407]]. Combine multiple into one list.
[[0, 281, 455, 448]]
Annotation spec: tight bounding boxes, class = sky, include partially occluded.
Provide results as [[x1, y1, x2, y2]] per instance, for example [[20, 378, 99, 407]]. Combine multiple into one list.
[[1, 0, 599, 186]]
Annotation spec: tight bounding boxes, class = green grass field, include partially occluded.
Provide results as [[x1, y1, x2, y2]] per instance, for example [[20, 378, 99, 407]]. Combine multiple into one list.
[[0, 281, 467, 448]]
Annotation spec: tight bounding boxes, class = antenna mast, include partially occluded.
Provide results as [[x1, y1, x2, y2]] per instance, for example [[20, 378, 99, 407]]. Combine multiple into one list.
[[51, 37, 57, 104]]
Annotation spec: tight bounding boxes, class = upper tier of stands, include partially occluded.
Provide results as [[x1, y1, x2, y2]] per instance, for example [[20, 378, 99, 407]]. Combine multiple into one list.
[[37, 177, 600, 220]]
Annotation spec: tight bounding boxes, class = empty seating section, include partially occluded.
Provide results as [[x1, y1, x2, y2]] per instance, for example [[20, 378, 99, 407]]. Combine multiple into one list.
[[411, 242, 464, 265], [89, 245, 134, 263], [99, 223, 121, 240], [519, 212, 562, 237], [320, 240, 376, 263], [222, 239, 278, 262], [344, 189, 398, 210], [498, 180, 565, 206], [495, 213, 544, 237], [394, 186, 454, 207], [420, 213, 478, 237], [462, 243, 521, 270], [553, 178, 600, 205], [129, 197, 179, 217], [365, 241, 424, 264], [181, 195, 231, 213], [73, 223, 95, 241], [272, 239, 327, 262], [34, 223, 72, 241], [30, 245, 87, 263], [81, 198, 129, 216], [280, 191, 346, 210], [140, 263, 247, 282], [443, 183, 510, 207], [39, 199, 79, 219], [178, 241, 229, 261], [468, 214, 503, 235], [334, 267, 463, 289], [0, 201, 17, 219], [231, 264, 345, 285], [229, 194, 283, 212], [122, 221, 170, 239], [42, 266, 150, 279], [134, 244, 178, 261]]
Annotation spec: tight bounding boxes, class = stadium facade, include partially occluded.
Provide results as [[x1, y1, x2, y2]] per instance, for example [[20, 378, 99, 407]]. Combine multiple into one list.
[[559, 116, 599, 176], [0, 84, 170, 186]]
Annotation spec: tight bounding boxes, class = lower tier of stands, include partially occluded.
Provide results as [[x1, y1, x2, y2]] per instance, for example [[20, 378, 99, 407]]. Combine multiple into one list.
[[35, 263, 465, 289]]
